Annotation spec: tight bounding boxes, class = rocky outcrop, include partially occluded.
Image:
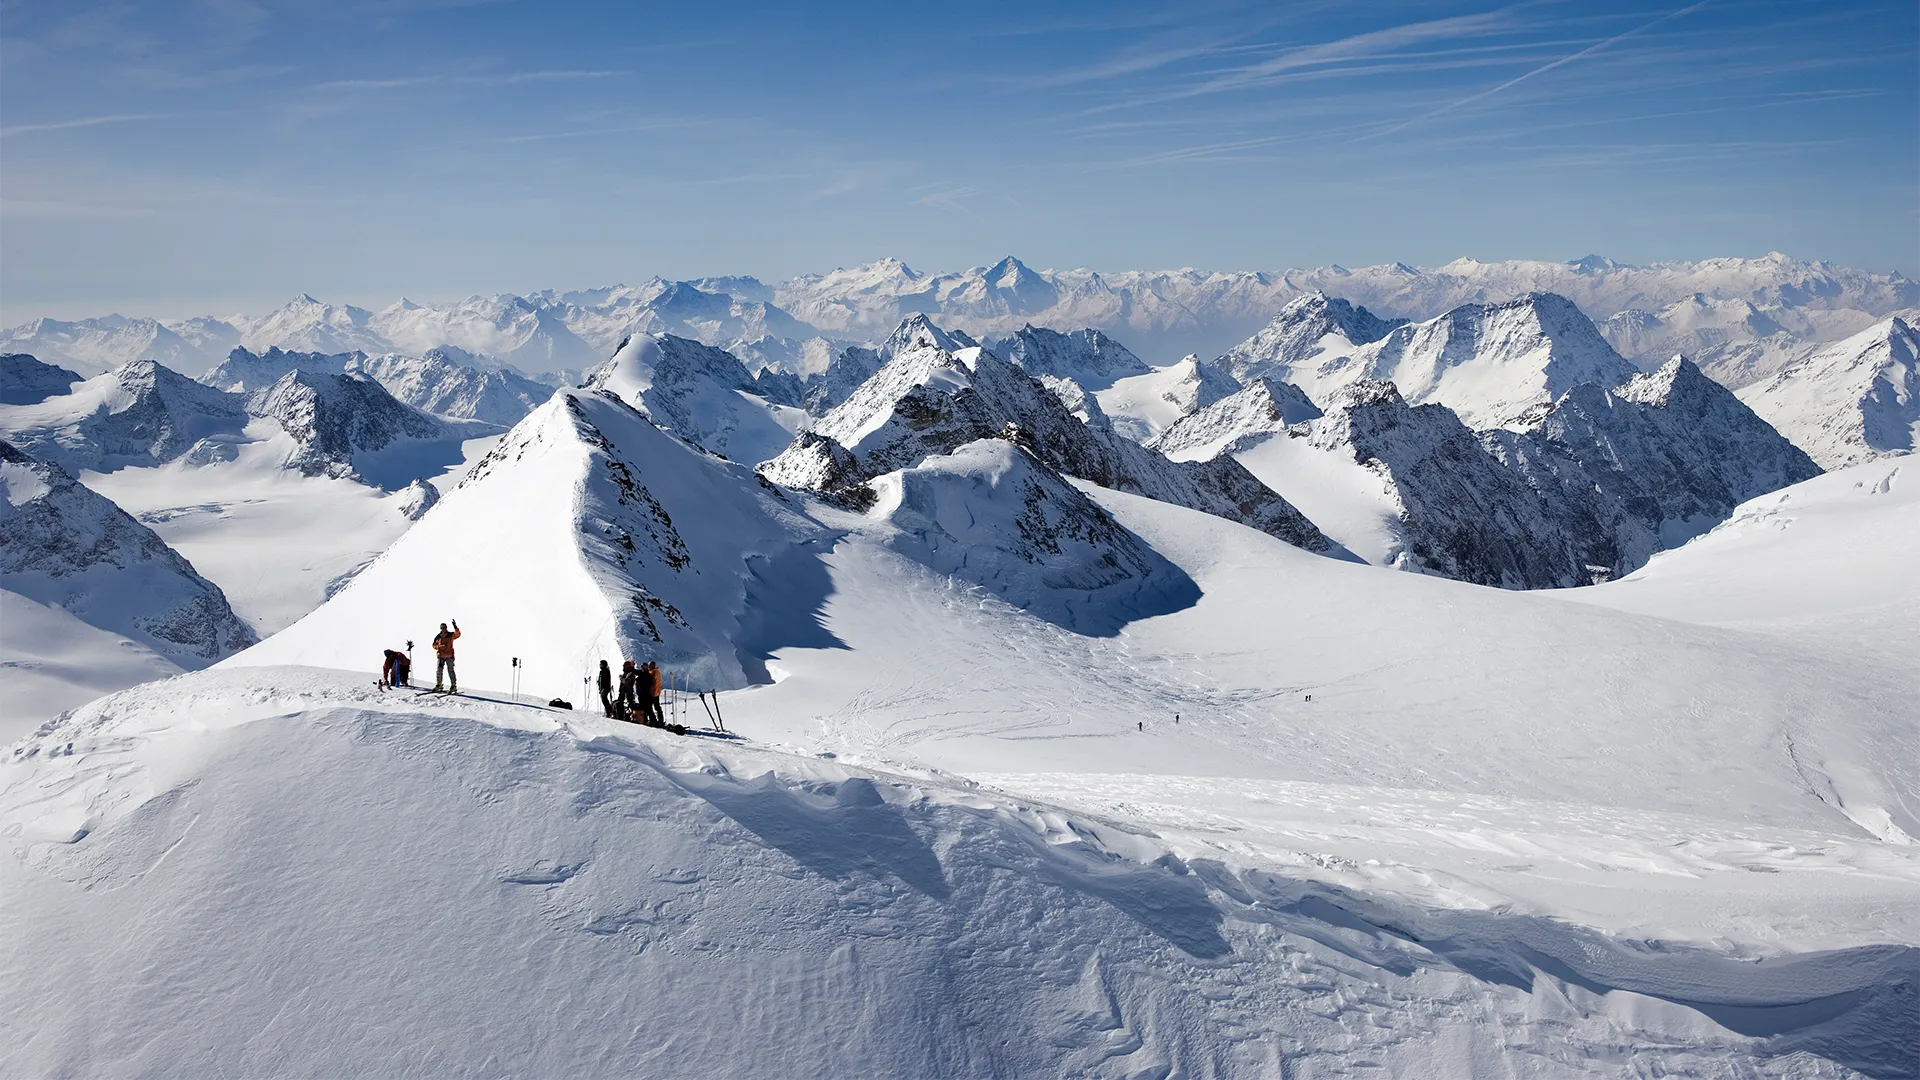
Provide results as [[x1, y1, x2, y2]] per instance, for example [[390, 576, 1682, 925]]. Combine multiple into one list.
[[0, 354, 82, 406], [0, 359, 251, 472], [760, 316, 1330, 552], [0, 439, 257, 660], [1484, 358, 1823, 575], [247, 370, 446, 480], [986, 325, 1150, 387]]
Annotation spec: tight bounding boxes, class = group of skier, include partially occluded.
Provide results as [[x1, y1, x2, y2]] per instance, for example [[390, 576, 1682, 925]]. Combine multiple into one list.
[[597, 658, 666, 727], [376, 623, 683, 733], [378, 620, 460, 692]]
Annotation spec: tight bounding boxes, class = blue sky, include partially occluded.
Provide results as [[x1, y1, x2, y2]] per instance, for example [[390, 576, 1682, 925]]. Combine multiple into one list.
[[2, 0, 1914, 320]]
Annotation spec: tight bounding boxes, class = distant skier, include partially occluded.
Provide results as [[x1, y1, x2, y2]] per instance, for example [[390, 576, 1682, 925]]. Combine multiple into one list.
[[597, 660, 615, 718], [642, 661, 666, 727], [381, 648, 411, 688], [432, 620, 461, 692]]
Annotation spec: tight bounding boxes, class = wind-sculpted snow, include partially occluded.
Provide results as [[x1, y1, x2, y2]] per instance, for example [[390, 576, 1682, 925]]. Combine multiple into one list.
[[871, 439, 1199, 634], [0, 354, 82, 406], [0, 359, 251, 473], [760, 317, 1330, 552], [583, 333, 802, 465], [0, 440, 256, 663], [986, 324, 1151, 388], [1734, 318, 1920, 469], [235, 389, 827, 692], [5, 663, 1913, 1077], [1485, 358, 1823, 578]]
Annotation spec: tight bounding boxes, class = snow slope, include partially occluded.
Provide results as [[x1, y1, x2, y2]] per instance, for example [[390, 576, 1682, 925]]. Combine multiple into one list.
[[1735, 318, 1920, 469], [0, 359, 251, 473], [234, 389, 824, 692], [1571, 458, 1918, 662], [1321, 293, 1639, 431], [81, 426, 477, 636], [0, 440, 254, 729], [1093, 354, 1243, 442], [583, 333, 805, 466], [13, 666, 1915, 1077], [0, 354, 82, 406]]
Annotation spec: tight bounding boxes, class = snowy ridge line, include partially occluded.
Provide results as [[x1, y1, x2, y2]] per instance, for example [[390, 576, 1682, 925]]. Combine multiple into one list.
[[6, 665, 1915, 1077]]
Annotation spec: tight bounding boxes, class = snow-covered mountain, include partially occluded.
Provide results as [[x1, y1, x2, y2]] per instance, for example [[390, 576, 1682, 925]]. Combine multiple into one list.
[[1216, 292, 1405, 384], [772, 252, 1914, 364], [203, 345, 555, 428], [1154, 359, 1819, 587], [199, 345, 355, 393], [760, 315, 1330, 552], [1485, 357, 1823, 578], [0, 354, 82, 406], [0, 316, 228, 377], [6, 397, 1913, 1075], [1304, 293, 1640, 431], [984, 325, 1151, 388], [349, 349, 554, 426], [0, 359, 251, 473], [240, 387, 825, 691], [0, 439, 256, 668], [583, 334, 803, 466], [1148, 377, 1324, 460], [6, 251, 1907, 390], [235, 294, 388, 356], [1734, 318, 1920, 469], [1092, 355, 1244, 443], [1300, 380, 1577, 587], [368, 294, 603, 371], [870, 438, 1199, 635], [244, 370, 461, 486]]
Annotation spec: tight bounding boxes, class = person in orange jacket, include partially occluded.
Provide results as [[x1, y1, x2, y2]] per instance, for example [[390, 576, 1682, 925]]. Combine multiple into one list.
[[642, 660, 666, 727], [432, 620, 461, 692]]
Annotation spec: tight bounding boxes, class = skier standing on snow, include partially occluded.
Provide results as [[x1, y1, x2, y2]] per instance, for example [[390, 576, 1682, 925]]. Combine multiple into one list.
[[642, 660, 666, 727], [597, 660, 615, 718], [432, 620, 461, 692], [381, 648, 411, 688], [616, 660, 639, 719]]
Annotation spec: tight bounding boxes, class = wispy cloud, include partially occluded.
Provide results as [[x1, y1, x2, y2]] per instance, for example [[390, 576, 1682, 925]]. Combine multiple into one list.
[[913, 187, 976, 212], [0, 113, 174, 138], [314, 69, 621, 91], [488, 118, 726, 144], [1363, 0, 1715, 139]]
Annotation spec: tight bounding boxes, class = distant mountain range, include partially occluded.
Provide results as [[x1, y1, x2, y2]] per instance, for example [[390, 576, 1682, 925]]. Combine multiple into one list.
[[6, 254, 1912, 382]]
